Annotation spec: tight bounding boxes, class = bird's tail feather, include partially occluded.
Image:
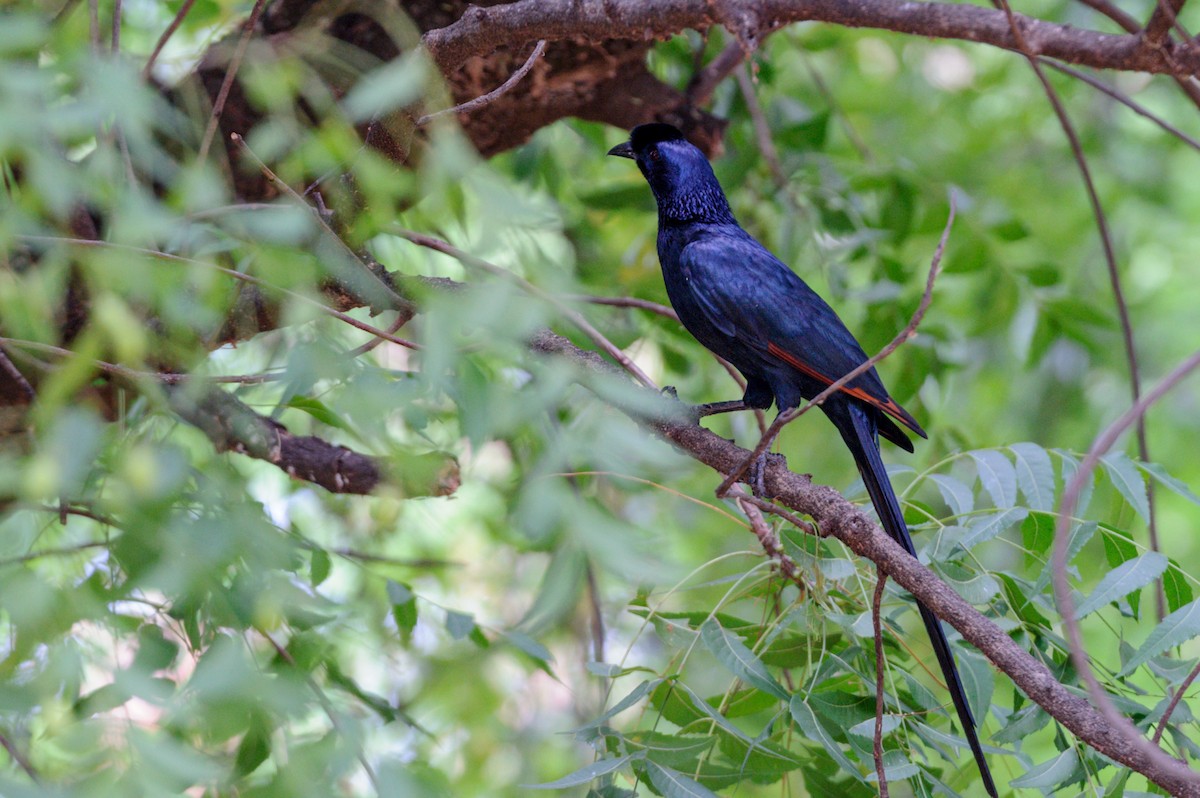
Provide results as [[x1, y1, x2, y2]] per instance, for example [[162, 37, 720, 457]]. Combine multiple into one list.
[[840, 403, 998, 797]]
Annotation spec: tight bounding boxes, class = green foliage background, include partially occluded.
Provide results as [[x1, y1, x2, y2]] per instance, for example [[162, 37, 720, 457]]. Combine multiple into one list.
[[1, 3, 1199, 796]]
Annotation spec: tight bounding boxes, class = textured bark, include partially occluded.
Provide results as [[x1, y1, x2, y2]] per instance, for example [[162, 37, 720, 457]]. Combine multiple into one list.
[[168, 384, 459, 497]]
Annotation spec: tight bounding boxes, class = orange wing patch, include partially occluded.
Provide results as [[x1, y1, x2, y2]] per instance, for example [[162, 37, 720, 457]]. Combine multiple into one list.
[[766, 342, 921, 434]]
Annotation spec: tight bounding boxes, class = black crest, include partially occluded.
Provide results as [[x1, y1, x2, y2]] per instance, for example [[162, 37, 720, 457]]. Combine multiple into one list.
[[629, 123, 686, 152]]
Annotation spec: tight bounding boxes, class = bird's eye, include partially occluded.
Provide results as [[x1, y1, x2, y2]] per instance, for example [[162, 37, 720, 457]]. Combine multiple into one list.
[[648, 148, 661, 161]]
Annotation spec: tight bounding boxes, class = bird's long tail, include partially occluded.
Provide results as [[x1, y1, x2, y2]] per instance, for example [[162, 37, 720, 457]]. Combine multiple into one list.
[[839, 402, 998, 797]]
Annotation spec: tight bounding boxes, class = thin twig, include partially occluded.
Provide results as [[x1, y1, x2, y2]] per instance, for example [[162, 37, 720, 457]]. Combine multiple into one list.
[[872, 569, 890, 798], [0, 346, 34, 401], [1054, 348, 1200, 782], [569, 294, 678, 321], [716, 196, 955, 497], [733, 488, 804, 581], [142, 0, 198, 78], [0, 728, 37, 782], [801, 55, 874, 162], [1043, 60, 1200, 152], [736, 492, 817, 537], [197, 0, 268, 163], [735, 65, 791, 199], [258, 628, 382, 795], [1154, 659, 1200, 745], [992, 0, 1162, 620], [110, 0, 121, 52], [391, 228, 657, 388], [343, 312, 411, 358], [1073, 0, 1142, 32], [13, 238, 422, 351], [231, 133, 415, 316], [0, 541, 110, 568], [569, 294, 762, 428], [417, 40, 546, 125], [686, 41, 747, 106]]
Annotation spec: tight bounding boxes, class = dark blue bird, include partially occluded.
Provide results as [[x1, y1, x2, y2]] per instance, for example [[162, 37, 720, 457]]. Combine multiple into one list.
[[609, 123, 996, 796]]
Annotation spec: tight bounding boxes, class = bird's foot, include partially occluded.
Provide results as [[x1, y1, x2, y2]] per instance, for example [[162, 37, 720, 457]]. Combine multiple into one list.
[[662, 385, 679, 400], [748, 452, 787, 498]]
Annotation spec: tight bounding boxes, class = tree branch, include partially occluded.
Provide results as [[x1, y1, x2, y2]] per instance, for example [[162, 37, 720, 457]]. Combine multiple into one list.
[[168, 385, 459, 497], [526, 327, 1200, 795], [421, 0, 1200, 78]]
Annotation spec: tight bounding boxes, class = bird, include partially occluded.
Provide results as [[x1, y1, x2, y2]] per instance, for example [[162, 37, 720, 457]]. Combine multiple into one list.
[[608, 122, 997, 796]]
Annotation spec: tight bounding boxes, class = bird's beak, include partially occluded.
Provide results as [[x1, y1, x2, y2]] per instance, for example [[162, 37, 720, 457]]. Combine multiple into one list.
[[607, 141, 635, 160]]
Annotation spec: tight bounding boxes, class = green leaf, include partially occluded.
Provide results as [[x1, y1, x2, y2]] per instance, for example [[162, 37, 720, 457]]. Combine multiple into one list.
[[929, 474, 974, 516], [445, 610, 475, 640], [502, 630, 554, 666], [1010, 748, 1079, 790], [847, 715, 901, 738], [310, 549, 331, 588], [645, 760, 721, 798], [387, 580, 417, 642], [287, 395, 352, 432], [1139, 461, 1200, 505], [1009, 442, 1055, 512], [969, 450, 1017, 508], [1056, 450, 1094, 515], [789, 697, 863, 781], [960, 508, 1027, 550], [1076, 553, 1167, 619], [992, 703, 1050, 744], [525, 753, 641, 789], [1120, 598, 1200, 675], [699, 618, 788, 701], [627, 732, 714, 769], [998, 573, 1051, 628], [956, 649, 993, 723], [233, 714, 272, 778], [1164, 560, 1194, 614], [1101, 453, 1151, 522], [576, 679, 662, 731]]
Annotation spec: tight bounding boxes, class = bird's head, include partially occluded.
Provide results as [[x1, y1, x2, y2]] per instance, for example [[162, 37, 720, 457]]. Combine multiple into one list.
[[608, 123, 733, 224]]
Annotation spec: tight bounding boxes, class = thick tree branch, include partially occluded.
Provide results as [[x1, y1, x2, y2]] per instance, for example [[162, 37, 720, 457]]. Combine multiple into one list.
[[422, 0, 1200, 77], [168, 384, 460, 497], [526, 327, 1200, 795]]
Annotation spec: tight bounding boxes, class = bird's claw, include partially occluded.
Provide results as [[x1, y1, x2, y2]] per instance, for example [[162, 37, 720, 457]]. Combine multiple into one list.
[[748, 452, 787, 498], [662, 385, 679, 400]]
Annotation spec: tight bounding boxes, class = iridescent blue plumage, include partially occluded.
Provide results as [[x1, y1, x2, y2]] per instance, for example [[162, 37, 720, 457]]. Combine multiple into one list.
[[609, 123, 995, 797]]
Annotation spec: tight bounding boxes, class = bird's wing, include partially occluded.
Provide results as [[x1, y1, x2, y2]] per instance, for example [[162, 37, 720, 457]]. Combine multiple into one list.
[[680, 233, 925, 437]]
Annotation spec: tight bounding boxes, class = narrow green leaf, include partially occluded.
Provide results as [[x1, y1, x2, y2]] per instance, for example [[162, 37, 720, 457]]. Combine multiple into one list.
[[575, 679, 662, 731], [997, 573, 1050, 628], [287, 395, 351, 432], [645, 760, 720, 798], [970, 450, 1017, 508], [1010, 749, 1079, 790], [959, 508, 1027, 550], [1101, 453, 1150, 522], [789, 697, 863, 781], [955, 649, 993, 723], [1076, 553, 1167, 618], [1139, 461, 1200, 505], [524, 753, 640, 789], [386, 580, 417, 642], [445, 610, 475, 640], [699, 618, 788, 701], [1010, 442, 1055, 511], [1056, 450, 1094, 516], [503, 630, 553, 665], [1164, 560, 1194, 614], [1120, 598, 1200, 675], [847, 715, 901, 738], [310, 549, 331, 588], [929, 474, 974, 516]]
